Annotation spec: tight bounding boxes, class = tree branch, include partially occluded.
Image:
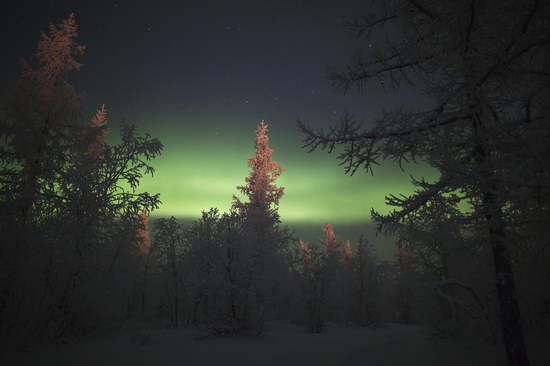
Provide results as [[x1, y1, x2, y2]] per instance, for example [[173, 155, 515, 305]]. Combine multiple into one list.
[[406, 0, 435, 19]]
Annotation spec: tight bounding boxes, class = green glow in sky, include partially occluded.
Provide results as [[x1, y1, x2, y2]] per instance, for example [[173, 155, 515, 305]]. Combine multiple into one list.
[[134, 116, 439, 226]]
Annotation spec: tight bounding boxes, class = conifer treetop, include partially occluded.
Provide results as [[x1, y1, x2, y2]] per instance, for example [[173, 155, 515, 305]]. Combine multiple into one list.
[[21, 13, 85, 93], [87, 104, 108, 156], [319, 222, 342, 252], [234, 120, 284, 214]]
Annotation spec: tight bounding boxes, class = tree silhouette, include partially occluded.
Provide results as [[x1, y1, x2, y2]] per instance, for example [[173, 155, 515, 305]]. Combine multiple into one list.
[[0, 14, 162, 339], [298, 1, 549, 365], [152, 217, 186, 327], [138, 211, 151, 256], [3, 13, 84, 224]]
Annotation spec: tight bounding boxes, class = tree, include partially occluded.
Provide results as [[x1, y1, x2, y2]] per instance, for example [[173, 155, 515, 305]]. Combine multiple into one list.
[[0, 14, 163, 340], [293, 224, 371, 331], [233, 120, 284, 218], [152, 217, 186, 327], [178, 121, 288, 335], [390, 192, 466, 281], [319, 222, 342, 252], [1, 13, 84, 224], [298, 1, 549, 365], [290, 239, 328, 333], [346, 236, 379, 326], [184, 208, 223, 327], [227, 120, 289, 334], [138, 211, 152, 256]]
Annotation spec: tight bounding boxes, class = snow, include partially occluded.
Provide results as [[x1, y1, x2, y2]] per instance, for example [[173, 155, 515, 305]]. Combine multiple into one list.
[[3, 322, 549, 366]]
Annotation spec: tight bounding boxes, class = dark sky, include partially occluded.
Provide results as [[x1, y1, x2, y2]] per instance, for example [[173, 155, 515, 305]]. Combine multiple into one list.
[[0, 0, 436, 259]]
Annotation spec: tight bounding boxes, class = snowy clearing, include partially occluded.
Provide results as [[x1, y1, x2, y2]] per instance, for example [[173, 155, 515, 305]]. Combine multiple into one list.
[[3, 322, 550, 366]]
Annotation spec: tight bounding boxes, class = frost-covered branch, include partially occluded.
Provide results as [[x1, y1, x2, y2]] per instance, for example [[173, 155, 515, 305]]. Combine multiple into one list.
[[434, 279, 496, 344], [297, 106, 462, 175], [371, 174, 452, 234]]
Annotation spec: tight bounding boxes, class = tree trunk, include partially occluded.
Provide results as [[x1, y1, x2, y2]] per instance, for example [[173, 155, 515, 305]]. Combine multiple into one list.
[[170, 234, 178, 328], [484, 187, 529, 366], [141, 261, 149, 316], [173, 270, 178, 327], [471, 87, 530, 365]]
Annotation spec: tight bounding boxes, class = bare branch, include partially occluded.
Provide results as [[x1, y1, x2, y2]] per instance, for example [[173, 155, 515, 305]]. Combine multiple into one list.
[[345, 14, 398, 37], [406, 0, 435, 19], [372, 174, 453, 234]]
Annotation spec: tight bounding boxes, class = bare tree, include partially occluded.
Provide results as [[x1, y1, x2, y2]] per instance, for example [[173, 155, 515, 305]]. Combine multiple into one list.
[[290, 240, 328, 333], [346, 236, 379, 326], [152, 217, 186, 327]]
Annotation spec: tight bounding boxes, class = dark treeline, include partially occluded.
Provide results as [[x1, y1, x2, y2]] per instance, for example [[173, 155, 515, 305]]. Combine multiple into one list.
[[104, 121, 394, 336]]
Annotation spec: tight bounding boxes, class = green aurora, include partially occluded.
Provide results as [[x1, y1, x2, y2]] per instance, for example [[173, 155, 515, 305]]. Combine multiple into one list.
[[0, 0, 442, 260], [127, 115, 439, 259], [101, 106, 438, 259]]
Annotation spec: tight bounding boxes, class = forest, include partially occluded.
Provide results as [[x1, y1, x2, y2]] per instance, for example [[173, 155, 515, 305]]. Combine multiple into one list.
[[1, 1, 549, 366]]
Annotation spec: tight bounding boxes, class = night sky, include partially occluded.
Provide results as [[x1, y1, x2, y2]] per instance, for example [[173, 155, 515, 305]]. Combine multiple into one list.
[[0, 1, 437, 259]]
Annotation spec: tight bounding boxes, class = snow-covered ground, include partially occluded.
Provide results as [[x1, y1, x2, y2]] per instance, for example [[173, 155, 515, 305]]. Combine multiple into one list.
[[3, 322, 549, 366]]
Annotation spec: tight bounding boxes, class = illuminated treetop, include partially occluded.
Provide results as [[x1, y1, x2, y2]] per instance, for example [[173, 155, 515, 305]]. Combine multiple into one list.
[[87, 104, 108, 156], [234, 120, 284, 216], [19, 13, 85, 114], [319, 222, 342, 252]]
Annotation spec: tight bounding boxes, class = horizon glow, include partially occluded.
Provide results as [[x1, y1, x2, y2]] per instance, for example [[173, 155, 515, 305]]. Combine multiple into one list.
[[131, 118, 440, 225]]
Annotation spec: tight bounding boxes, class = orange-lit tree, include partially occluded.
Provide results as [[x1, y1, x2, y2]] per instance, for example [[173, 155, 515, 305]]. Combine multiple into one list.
[[0, 14, 162, 339], [213, 120, 289, 334], [299, 239, 312, 263], [4, 13, 84, 224], [234, 120, 284, 218], [138, 211, 152, 255], [319, 222, 342, 252]]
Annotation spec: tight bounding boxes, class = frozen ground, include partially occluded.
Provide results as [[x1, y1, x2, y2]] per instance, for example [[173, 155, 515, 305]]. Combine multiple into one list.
[[3, 322, 549, 366]]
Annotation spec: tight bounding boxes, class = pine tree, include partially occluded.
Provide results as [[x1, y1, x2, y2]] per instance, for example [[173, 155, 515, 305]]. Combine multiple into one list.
[[4, 13, 85, 223], [221, 120, 288, 334], [87, 104, 108, 156], [233, 120, 284, 217], [319, 222, 342, 252]]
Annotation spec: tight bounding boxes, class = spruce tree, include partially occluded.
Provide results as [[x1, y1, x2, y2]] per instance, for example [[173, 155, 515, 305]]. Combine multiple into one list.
[[233, 120, 284, 218]]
